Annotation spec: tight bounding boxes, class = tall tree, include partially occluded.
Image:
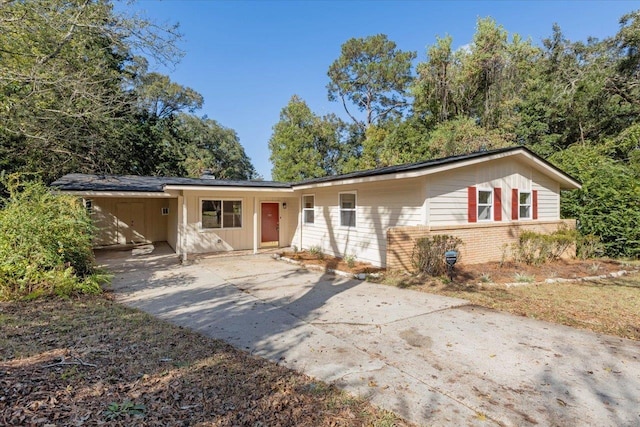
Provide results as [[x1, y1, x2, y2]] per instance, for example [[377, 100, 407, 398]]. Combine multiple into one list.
[[327, 34, 416, 130], [269, 95, 344, 182], [176, 114, 256, 180], [0, 0, 182, 182], [414, 18, 538, 134]]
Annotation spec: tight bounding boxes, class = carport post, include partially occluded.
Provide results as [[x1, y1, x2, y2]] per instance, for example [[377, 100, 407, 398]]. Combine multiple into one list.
[[181, 194, 187, 262], [253, 197, 258, 254]]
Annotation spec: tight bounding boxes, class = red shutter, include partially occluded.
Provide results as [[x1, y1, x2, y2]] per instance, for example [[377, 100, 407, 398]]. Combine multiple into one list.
[[494, 188, 502, 221], [532, 190, 538, 220], [468, 186, 477, 223], [512, 189, 519, 220]]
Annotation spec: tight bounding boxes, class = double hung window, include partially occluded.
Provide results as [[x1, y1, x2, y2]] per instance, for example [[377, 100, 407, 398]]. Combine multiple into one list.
[[340, 193, 356, 227], [477, 190, 492, 221], [303, 195, 315, 224]]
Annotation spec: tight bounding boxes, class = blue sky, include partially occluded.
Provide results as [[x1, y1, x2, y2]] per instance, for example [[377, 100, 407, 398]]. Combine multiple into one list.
[[121, 1, 636, 180]]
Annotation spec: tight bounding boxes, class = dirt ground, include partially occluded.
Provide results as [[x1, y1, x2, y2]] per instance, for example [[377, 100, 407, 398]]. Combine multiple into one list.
[[281, 250, 632, 284], [280, 251, 384, 275], [0, 296, 409, 426]]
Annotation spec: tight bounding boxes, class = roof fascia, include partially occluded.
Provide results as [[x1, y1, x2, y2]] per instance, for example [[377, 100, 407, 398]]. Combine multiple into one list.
[[292, 149, 581, 190], [53, 190, 174, 198], [163, 185, 294, 193]]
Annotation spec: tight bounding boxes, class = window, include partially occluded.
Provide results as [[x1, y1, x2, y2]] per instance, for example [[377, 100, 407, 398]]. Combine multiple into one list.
[[519, 191, 532, 219], [201, 200, 242, 229], [340, 193, 356, 227], [302, 195, 314, 224], [161, 207, 169, 216], [477, 190, 492, 221]]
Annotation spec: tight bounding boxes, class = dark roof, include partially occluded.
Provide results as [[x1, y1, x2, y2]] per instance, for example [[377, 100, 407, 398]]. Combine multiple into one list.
[[294, 146, 580, 186], [50, 174, 291, 192], [51, 146, 580, 192]]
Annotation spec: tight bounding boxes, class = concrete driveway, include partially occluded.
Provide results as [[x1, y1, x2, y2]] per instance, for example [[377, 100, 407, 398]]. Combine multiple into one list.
[[99, 245, 640, 426]]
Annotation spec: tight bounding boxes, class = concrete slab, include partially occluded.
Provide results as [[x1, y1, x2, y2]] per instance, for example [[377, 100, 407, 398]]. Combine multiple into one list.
[[100, 246, 640, 426]]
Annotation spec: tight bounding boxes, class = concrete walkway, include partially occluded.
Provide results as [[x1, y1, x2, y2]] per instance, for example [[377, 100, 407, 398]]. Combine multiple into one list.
[[99, 245, 640, 426]]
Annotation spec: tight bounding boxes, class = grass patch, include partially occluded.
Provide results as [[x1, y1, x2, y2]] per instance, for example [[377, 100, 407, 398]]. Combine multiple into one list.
[[0, 295, 410, 426], [393, 273, 640, 340]]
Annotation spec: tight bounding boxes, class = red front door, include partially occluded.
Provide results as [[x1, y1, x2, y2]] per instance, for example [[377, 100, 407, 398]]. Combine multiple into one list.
[[261, 203, 279, 243]]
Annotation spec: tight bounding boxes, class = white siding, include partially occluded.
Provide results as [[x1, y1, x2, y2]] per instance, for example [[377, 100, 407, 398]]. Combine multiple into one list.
[[533, 170, 560, 220], [182, 190, 297, 254], [428, 158, 559, 225], [293, 177, 425, 267], [90, 197, 170, 246], [166, 198, 178, 251]]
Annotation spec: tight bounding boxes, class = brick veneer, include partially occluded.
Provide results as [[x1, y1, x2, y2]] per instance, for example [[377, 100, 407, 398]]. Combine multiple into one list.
[[386, 219, 577, 271]]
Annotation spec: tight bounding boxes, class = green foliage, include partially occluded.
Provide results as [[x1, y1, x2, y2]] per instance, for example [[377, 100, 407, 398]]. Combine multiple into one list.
[[0, 175, 106, 300], [308, 245, 324, 260], [0, 0, 256, 183], [327, 34, 416, 128], [344, 254, 357, 269], [411, 235, 463, 276], [514, 229, 578, 265], [513, 272, 535, 283], [550, 145, 640, 258], [269, 95, 345, 181], [103, 401, 146, 421], [426, 116, 514, 158], [576, 234, 605, 260]]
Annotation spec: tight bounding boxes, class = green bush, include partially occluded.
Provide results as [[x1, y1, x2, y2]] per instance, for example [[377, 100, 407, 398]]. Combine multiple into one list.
[[550, 145, 640, 259], [0, 175, 106, 300], [514, 228, 579, 265], [576, 234, 605, 259], [411, 234, 462, 276]]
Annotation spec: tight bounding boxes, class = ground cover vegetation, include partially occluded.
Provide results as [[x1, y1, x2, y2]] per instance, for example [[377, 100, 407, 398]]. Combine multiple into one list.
[[269, 13, 640, 259], [390, 272, 640, 341], [0, 175, 106, 300], [0, 295, 409, 426]]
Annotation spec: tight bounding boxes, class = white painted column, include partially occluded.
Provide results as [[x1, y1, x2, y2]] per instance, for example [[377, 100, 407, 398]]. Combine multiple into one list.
[[253, 197, 258, 254], [181, 194, 188, 262]]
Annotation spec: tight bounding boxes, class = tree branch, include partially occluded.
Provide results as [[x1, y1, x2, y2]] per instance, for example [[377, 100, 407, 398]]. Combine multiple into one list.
[[44, 356, 97, 369]]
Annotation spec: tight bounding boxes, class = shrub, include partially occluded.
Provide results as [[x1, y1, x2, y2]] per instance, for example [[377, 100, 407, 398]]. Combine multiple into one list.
[[308, 245, 324, 260], [411, 234, 463, 276], [577, 234, 605, 259], [344, 253, 357, 268], [514, 228, 579, 265], [0, 175, 107, 300]]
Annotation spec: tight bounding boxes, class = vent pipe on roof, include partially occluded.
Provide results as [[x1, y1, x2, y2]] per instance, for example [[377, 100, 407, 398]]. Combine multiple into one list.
[[200, 170, 215, 179]]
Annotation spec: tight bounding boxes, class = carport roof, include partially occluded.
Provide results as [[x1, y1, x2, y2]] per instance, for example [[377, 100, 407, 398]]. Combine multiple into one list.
[[51, 174, 291, 192]]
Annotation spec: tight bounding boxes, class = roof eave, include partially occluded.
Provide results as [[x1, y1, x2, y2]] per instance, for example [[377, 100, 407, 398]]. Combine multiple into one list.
[[292, 147, 582, 190], [163, 185, 294, 193], [52, 190, 173, 197]]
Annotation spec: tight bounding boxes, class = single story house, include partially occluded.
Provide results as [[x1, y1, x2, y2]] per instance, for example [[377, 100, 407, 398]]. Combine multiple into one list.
[[51, 146, 581, 270]]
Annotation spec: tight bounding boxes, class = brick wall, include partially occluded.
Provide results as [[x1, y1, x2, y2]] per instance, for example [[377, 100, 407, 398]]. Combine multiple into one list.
[[386, 219, 577, 271]]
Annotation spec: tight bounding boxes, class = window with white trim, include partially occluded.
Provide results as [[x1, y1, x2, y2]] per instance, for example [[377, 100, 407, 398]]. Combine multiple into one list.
[[477, 190, 492, 221], [340, 193, 356, 227], [519, 191, 532, 219], [201, 200, 242, 229], [302, 195, 314, 224]]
